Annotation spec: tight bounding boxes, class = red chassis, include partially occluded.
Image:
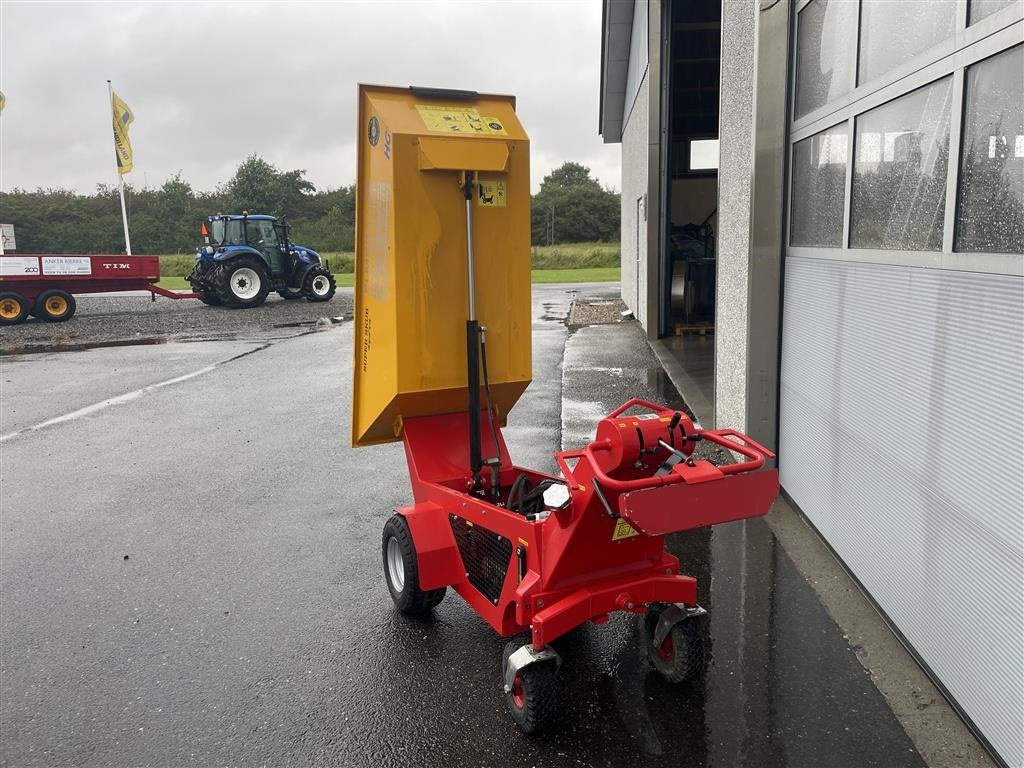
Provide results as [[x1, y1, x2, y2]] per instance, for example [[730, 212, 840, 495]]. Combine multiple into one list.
[[397, 398, 779, 650]]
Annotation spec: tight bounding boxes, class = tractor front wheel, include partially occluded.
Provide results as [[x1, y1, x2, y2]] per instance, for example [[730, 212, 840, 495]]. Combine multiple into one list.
[[382, 514, 445, 615], [217, 257, 269, 308], [644, 607, 704, 683], [502, 642, 559, 733], [303, 267, 336, 303]]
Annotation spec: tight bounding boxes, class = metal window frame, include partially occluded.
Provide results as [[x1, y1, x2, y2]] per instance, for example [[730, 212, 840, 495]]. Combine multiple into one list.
[[785, 0, 1023, 275]]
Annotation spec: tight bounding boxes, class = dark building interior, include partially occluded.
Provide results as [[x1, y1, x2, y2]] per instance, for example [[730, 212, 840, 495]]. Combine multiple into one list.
[[665, 0, 721, 337]]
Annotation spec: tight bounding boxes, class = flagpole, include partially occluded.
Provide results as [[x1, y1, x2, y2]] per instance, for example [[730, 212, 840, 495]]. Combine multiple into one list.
[[108, 80, 132, 256]]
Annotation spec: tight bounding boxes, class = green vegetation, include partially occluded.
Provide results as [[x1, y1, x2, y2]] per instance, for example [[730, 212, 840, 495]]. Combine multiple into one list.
[[1, 159, 618, 257], [531, 162, 620, 246], [159, 242, 619, 281]]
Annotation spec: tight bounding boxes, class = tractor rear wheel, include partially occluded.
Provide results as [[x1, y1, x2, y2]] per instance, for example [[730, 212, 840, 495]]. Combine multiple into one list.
[[644, 607, 704, 683], [382, 514, 445, 615], [197, 292, 223, 306], [303, 267, 336, 303], [0, 292, 29, 325], [502, 642, 559, 733], [216, 257, 269, 308], [35, 289, 76, 322]]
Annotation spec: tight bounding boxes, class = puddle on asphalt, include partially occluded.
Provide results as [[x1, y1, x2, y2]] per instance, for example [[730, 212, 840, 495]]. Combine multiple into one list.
[[0, 336, 167, 357]]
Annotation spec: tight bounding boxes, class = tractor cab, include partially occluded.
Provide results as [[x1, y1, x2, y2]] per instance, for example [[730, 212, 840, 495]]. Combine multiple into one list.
[[202, 214, 291, 276]]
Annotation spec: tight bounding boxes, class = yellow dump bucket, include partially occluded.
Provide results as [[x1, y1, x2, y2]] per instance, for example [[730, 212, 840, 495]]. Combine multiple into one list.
[[352, 85, 532, 447]]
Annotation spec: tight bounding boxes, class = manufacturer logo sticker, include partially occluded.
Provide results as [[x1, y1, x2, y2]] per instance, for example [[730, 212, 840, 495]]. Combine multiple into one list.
[[368, 116, 380, 146]]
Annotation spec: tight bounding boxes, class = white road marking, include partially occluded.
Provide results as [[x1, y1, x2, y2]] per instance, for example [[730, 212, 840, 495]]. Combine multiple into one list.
[[0, 364, 218, 442]]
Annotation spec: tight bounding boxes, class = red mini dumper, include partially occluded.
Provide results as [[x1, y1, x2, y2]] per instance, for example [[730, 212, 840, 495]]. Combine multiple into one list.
[[352, 85, 779, 732]]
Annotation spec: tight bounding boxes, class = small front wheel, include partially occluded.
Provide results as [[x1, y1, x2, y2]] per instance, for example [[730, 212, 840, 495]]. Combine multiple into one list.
[[502, 642, 559, 734], [644, 607, 705, 683], [382, 514, 445, 615], [303, 267, 336, 303]]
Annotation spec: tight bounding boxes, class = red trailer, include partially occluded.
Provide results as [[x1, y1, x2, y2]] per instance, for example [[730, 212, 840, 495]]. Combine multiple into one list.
[[0, 254, 196, 325]]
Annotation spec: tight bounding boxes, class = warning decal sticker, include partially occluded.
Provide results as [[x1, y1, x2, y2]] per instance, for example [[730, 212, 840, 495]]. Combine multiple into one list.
[[477, 179, 507, 207], [612, 520, 640, 541], [415, 104, 508, 136]]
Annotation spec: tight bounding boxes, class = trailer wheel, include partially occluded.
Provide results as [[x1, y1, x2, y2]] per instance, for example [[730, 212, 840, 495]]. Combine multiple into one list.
[[35, 290, 77, 322], [644, 607, 704, 683], [217, 257, 269, 308], [502, 642, 559, 733], [303, 268, 336, 302], [0, 292, 29, 325], [382, 514, 446, 615]]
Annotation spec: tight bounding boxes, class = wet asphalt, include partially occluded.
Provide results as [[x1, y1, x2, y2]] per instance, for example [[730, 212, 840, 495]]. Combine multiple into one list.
[[0, 284, 925, 767]]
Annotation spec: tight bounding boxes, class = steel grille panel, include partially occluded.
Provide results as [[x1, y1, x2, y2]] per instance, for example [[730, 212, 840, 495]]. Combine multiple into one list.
[[449, 515, 511, 603]]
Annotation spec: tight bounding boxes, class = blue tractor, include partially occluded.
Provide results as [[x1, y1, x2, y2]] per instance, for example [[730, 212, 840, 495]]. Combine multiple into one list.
[[187, 213, 336, 308]]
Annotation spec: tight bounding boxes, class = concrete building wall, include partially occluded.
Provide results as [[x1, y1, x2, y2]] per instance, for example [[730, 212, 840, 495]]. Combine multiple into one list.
[[620, 68, 649, 318], [713, 0, 757, 431]]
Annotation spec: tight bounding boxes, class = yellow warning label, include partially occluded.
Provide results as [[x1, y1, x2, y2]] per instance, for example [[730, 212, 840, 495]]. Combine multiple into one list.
[[415, 105, 508, 136], [612, 519, 639, 541], [477, 179, 507, 207]]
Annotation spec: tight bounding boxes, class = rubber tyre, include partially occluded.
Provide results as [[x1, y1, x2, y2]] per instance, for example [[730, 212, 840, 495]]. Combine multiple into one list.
[[216, 257, 270, 308], [644, 608, 705, 683], [382, 514, 446, 615], [502, 642, 559, 734], [277, 288, 304, 300], [303, 267, 336, 303], [0, 292, 29, 325], [35, 289, 76, 322], [197, 292, 223, 306]]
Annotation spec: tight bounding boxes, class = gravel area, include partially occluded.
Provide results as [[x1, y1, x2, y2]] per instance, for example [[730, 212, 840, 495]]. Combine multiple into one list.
[[567, 296, 629, 326], [0, 291, 353, 354]]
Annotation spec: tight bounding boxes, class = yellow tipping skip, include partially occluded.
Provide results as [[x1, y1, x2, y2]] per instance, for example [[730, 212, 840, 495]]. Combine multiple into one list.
[[352, 85, 532, 447]]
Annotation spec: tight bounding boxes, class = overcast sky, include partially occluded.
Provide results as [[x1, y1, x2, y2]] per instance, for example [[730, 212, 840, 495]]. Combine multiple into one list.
[[0, 0, 621, 196]]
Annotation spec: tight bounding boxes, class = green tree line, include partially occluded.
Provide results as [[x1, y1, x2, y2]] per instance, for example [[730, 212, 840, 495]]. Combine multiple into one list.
[[0, 157, 618, 254]]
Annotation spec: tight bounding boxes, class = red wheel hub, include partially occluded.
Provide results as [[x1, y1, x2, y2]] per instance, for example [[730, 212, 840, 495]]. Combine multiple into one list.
[[511, 674, 525, 709], [657, 634, 674, 661]]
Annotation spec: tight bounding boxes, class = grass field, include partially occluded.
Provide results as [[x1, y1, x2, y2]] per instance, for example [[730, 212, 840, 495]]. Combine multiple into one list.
[[158, 242, 620, 289]]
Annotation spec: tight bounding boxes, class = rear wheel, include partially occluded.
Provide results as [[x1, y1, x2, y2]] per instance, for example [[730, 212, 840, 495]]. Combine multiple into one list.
[[502, 642, 559, 733], [382, 514, 445, 615], [35, 289, 76, 322], [197, 292, 223, 306], [0, 292, 29, 325], [217, 257, 269, 308], [303, 267, 336, 303], [644, 607, 704, 683]]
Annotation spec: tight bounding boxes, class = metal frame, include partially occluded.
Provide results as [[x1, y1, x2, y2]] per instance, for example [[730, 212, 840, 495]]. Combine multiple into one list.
[[785, 1, 1023, 276]]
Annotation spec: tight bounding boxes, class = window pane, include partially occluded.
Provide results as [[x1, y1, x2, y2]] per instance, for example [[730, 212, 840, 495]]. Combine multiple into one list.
[[795, 0, 857, 119], [956, 46, 1024, 254], [791, 124, 848, 247], [851, 78, 953, 251], [689, 139, 719, 170], [859, 0, 956, 85], [969, 0, 1018, 24]]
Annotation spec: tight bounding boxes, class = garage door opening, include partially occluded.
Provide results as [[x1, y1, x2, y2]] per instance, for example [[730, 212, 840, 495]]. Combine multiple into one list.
[[660, 0, 721, 419]]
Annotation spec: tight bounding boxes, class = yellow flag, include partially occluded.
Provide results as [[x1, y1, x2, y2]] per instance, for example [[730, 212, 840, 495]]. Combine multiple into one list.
[[111, 91, 134, 175]]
